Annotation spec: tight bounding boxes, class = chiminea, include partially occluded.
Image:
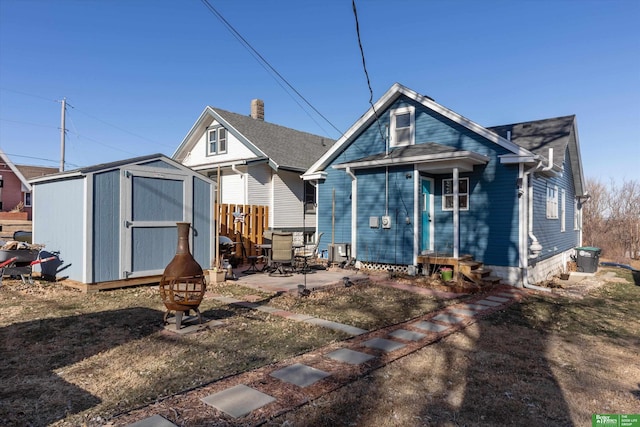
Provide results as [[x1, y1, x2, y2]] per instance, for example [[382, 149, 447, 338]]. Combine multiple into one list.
[[159, 222, 206, 329]]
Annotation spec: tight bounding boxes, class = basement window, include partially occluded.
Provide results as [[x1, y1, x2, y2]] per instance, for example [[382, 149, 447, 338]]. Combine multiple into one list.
[[442, 178, 469, 211]]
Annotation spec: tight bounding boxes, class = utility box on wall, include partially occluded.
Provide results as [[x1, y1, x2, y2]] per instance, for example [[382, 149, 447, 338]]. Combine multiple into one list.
[[328, 243, 351, 263]]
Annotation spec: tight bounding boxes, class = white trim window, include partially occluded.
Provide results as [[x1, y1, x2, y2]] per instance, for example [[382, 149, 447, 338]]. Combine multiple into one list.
[[390, 106, 415, 147], [574, 199, 581, 230], [546, 185, 558, 219], [442, 178, 469, 211], [560, 189, 566, 231], [24, 192, 32, 207], [207, 127, 227, 156]]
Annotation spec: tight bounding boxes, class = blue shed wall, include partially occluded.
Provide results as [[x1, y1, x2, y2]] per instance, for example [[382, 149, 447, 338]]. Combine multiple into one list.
[[192, 176, 212, 269], [93, 170, 121, 282], [33, 178, 86, 282]]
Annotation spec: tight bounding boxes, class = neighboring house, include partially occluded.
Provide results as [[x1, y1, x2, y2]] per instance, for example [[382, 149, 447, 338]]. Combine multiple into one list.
[[173, 99, 334, 241], [0, 147, 58, 220], [303, 83, 587, 287]]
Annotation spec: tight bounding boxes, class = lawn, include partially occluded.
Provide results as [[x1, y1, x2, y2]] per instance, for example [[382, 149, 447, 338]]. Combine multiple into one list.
[[0, 276, 458, 427], [1, 268, 638, 427]]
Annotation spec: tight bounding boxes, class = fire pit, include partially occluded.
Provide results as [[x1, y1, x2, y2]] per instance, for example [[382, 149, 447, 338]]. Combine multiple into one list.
[[159, 222, 206, 329]]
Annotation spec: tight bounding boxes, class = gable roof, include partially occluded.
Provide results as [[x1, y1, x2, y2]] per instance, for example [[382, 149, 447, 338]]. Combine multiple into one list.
[[29, 153, 211, 185], [0, 147, 35, 192], [304, 83, 534, 178], [489, 115, 586, 196], [16, 165, 59, 180], [173, 106, 334, 173]]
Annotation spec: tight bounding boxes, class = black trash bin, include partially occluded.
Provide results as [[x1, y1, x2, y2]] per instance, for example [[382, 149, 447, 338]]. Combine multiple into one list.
[[575, 246, 601, 273]]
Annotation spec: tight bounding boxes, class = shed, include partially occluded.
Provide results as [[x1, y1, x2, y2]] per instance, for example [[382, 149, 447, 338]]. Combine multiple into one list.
[[30, 154, 215, 291]]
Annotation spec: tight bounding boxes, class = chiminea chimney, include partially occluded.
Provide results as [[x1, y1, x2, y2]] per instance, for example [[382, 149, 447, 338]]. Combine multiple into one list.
[[251, 99, 264, 121]]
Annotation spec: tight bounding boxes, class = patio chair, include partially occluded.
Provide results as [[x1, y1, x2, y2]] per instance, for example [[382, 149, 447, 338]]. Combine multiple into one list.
[[295, 232, 324, 273], [268, 232, 295, 276]]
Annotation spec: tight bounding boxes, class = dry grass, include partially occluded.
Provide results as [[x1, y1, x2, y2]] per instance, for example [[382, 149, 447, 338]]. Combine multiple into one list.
[[1, 267, 638, 427], [0, 277, 456, 427], [271, 267, 640, 426]]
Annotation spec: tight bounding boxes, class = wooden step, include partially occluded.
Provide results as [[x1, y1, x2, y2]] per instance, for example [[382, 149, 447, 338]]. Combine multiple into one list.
[[468, 268, 492, 279]]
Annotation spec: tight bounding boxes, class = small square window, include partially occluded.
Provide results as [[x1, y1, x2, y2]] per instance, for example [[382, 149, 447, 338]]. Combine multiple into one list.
[[442, 178, 469, 211]]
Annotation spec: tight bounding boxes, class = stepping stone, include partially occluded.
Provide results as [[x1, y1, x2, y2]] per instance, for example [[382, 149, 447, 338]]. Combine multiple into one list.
[[447, 308, 477, 317], [284, 313, 315, 321], [201, 384, 275, 418], [326, 348, 375, 365], [304, 318, 368, 336], [233, 302, 259, 309], [163, 318, 223, 335], [270, 363, 331, 387], [486, 295, 509, 303], [389, 329, 426, 341], [254, 305, 281, 313], [460, 303, 491, 311], [411, 320, 449, 333], [475, 299, 503, 307], [125, 414, 177, 427], [432, 313, 465, 324], [215, 296, 243, 304], [362, 337, 406, 353], [496, 292, 517, 298]]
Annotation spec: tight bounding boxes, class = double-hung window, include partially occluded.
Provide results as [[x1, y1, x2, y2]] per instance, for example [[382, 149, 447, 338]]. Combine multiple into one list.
[[442, 178, 469, 211], [574, 199, 581, 230], [390, 106, 415, 147], [207, 127, 227, 155], [546, 185, 558, 219], [560, 189, 566, 231]]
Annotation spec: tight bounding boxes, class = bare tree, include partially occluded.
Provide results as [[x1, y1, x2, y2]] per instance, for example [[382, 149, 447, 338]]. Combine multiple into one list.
[[583, 177, 640, 261]]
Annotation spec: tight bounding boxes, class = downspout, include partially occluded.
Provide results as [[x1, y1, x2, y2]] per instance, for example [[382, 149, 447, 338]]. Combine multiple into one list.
[[230, 163, 247, 205], [346, 167, 357, 259]]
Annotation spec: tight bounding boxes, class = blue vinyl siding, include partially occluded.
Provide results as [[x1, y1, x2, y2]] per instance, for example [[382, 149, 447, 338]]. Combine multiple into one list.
[[317, 95, 521, 267], [356, 166, 415, 265], [192, 176, 211, 269], [93, 170, 120, 282], [532, 147, 580, 261]]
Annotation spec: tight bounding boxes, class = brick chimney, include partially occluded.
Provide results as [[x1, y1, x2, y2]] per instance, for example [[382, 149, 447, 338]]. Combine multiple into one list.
[[250, 99, 264, 121]]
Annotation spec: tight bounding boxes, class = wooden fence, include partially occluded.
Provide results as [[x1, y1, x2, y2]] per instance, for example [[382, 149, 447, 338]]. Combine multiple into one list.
[[217, 203, 269, 259]]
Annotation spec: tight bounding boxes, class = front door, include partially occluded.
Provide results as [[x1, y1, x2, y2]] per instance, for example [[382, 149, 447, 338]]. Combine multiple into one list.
[[421, 177, 433, 252]]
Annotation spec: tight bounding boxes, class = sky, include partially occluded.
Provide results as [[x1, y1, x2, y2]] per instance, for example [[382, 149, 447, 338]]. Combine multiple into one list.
[[0, 0, 638, 183]]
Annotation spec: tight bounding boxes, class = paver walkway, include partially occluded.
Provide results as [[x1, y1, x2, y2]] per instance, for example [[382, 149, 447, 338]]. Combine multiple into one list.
[[118, 285, 524, 427]]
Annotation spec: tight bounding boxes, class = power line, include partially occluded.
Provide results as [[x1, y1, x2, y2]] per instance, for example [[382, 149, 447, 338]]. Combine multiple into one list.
[[199, 0, 344, 139]]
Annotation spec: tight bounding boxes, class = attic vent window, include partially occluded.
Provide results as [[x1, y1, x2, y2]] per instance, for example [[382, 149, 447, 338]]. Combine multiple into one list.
[[390, 106, 414, 147], [207, 127, 227, 156]]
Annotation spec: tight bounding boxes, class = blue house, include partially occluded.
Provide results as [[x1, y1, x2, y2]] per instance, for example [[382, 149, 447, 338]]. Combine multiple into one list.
[[303, 83, 587, 287]]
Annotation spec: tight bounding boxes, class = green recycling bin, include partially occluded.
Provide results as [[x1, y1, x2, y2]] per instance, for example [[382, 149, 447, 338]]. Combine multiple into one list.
[[575, 247, 601, 273]]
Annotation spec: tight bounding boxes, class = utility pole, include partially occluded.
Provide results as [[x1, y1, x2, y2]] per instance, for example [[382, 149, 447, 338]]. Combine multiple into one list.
[[59, 97, 66, 172]]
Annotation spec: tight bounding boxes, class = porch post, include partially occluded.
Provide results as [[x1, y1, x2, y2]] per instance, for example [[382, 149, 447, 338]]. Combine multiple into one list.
[[453, 167, 459, 259]]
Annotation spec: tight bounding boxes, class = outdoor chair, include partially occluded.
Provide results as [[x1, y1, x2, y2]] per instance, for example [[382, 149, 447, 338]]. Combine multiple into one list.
[[295, 232, 324, 273], [268, 232, 294, 276]]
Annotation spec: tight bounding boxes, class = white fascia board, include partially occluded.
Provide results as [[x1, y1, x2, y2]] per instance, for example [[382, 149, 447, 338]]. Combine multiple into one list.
[[334, 151, 489, 170], [0, 147, 32, 191], [302, 172, 327, 181], [172, 107, 211, 160], [499, 153, 538, 164]]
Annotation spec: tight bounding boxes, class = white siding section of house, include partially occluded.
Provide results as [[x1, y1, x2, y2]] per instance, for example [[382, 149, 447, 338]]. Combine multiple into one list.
[[273, 170, 304, 229], [247, 163, 271, 207], [221, 170, 245, 204], [181, 118, 258, 168]]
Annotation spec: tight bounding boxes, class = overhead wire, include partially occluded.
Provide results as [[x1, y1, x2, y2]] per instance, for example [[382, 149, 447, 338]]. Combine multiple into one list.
[[198, 0, 344, 139]]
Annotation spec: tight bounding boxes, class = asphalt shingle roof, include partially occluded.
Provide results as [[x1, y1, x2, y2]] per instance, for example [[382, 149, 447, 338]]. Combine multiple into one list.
[[212, 108, 334, 171]]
